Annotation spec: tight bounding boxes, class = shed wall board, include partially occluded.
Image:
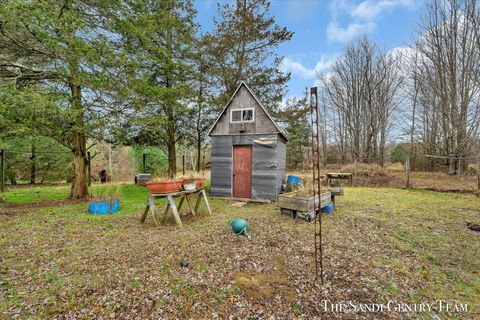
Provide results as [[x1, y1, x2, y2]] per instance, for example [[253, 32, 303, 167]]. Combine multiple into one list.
[[210, 136, 232, 197], [210, 134, 284, 201], [276, 139, 287, 195], [210, 86, 279, 136]]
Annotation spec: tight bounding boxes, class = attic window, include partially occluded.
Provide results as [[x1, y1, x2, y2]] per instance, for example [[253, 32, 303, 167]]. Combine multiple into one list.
[[230, 108, 254, 123]]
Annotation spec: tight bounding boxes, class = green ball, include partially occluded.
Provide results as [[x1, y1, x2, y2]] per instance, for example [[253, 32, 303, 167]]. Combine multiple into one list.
[[230, 218, 248, 235]]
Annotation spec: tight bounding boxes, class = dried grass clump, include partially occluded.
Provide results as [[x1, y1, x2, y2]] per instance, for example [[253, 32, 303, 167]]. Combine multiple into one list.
[[340, 163, 388, 176], [386, 162, 404, 172]]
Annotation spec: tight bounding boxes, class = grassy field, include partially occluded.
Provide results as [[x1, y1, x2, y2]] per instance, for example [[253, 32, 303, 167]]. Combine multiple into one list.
[[1, 184, 479, 319]]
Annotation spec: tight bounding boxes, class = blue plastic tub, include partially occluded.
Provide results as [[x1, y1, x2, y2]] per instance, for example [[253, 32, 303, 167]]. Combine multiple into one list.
[[287, 175, 302, 185], [322, 204, 335, 214], [88, 199, 120, 214]]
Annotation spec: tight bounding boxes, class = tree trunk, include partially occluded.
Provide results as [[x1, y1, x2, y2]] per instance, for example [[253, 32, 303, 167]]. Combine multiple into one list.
[[8, 173, 17, 185], [167, 140, 176, 178], [69, 83, 88, 200], [30, 143, 36, 184], [196, 131, 201, 172]]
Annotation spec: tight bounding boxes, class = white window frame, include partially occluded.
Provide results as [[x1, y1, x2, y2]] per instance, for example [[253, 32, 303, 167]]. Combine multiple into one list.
[[230, 108, 255, 124]]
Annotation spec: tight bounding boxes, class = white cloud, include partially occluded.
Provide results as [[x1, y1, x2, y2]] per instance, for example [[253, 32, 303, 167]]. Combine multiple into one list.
[[326, 21, 376, 43], [326, 0, 415, 43], [280, 55, 337, 79], [351, 0, 414, 20]]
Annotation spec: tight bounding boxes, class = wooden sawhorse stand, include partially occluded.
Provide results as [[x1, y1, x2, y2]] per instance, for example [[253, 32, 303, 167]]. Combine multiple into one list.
[[140, 188, 212, 227]]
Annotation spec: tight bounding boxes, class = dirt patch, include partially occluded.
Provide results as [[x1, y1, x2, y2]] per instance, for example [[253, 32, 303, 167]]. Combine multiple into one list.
[[233, 270, 295, 303], [0, 199, 81, 216]]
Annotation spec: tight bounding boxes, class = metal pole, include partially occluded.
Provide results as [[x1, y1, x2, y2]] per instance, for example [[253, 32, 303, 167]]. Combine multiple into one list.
[[0, 149, 4, 192], [310, 86, 323, 285], [142, 153, 146, 173], [87, 152, 91, 187]]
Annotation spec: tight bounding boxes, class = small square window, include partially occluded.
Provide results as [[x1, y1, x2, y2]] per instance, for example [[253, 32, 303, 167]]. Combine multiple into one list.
[[231, 110, 242, 122], [243, 109, 253, 121]]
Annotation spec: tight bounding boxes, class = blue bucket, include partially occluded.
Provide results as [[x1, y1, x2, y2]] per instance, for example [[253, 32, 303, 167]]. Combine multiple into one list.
[[88, 199, 120, 214], [111, 199, 120, 213], [287, 175, 301, 185], [322, 204, 335, 214]]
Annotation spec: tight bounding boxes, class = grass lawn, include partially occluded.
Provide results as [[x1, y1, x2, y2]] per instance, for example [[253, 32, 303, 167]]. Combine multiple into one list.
[[1, 184, 479, 319]]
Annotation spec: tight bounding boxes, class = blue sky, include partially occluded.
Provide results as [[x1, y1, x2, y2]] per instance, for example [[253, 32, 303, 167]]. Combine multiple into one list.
[[194, 0, 424, 99]]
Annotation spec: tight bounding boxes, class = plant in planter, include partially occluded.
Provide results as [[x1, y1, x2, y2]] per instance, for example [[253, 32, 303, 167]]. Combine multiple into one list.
[[88, 184, 120, 214], [179, 172, 206, 190], [145, 176, 182, 193]]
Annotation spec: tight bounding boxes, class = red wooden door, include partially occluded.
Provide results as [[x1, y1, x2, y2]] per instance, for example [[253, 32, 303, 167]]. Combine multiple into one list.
[[233, 146, 252, 198]]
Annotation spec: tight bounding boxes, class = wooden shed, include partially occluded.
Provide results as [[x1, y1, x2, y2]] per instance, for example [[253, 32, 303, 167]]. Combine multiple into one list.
[[208, 82, 287, 201]]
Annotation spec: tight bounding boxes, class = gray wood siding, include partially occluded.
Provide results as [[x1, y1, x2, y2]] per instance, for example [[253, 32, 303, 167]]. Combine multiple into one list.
[[210, 134, 284, 201], [210, 136, 233, 197], [210, 86, 279, 136]]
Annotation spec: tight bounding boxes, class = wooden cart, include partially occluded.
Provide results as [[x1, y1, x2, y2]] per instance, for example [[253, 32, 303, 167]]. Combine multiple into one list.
[[277, 191, 333, 221]]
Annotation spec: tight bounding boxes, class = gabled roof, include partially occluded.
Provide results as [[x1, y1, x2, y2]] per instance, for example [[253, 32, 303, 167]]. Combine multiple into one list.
[[208, 81, 288, 141]]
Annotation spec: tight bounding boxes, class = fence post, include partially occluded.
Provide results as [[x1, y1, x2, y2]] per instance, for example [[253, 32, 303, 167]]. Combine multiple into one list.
[[87, 152, 92, 187], [0, 150, 4, 192], [182, 155, 185, 176], [142, 153, 146, 173], [477, 160, 480, 191], [405, 157, 410, 189], [353, 158, 357, 186]]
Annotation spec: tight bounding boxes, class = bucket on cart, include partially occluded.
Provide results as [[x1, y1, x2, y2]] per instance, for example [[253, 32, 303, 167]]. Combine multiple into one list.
[[321, 203, 335, 214]]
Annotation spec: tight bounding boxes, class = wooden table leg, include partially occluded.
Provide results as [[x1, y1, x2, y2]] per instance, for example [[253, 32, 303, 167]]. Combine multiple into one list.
[[140, 205, 149, 223], [177, 197, 185, 215], [140, 196, 153, 223], [167, 195, 183, 227], [151, 201, 160, 227], [194, 192, 202, 212], [162, 202, 171, 224], [185, 194, 195, 216], [201, 190, 213, 215]]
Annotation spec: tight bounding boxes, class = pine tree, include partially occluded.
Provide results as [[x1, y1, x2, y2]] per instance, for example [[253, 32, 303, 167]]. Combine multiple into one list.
[[0, 1, 121, 199], [116, 0, 198, 178], [205, 0, 293, 112]]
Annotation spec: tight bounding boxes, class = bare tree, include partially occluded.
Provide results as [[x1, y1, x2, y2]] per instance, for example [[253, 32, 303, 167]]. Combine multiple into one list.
[[413, 0, 480, 174], [319, 36, 403, 165]]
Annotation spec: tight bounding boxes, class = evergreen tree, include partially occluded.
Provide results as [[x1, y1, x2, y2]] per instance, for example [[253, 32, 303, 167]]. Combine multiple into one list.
[[0, 1, 122, 199], [205, 0, 293, 111], [116, 0, 198, 178]]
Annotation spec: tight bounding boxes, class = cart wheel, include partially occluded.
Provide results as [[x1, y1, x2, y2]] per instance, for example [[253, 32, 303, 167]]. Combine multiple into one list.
[[306, 215, 312, 222]]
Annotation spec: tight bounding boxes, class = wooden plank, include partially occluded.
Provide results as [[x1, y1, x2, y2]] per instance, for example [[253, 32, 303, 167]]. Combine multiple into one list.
[[278, 191, 332, 212], [167, 195, 183, 227], [140, 205, 149, 223], [149, 187, 205, 197], [326, 173, 352, 178], [161, 202, 171, 224], [185, 194, 195, 216], [151, 203, 160, 227], [201, 189, 213, 215], [194, 192, 202, 212]]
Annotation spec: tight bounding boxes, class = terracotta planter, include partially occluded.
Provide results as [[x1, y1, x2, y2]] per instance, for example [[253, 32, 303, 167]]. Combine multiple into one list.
[[193, 178, 205, 188], [146, 180, 182, 193]]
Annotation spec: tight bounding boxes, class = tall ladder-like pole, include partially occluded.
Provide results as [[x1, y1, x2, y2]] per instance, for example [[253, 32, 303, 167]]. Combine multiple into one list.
[[310, 87, 323, 285]]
